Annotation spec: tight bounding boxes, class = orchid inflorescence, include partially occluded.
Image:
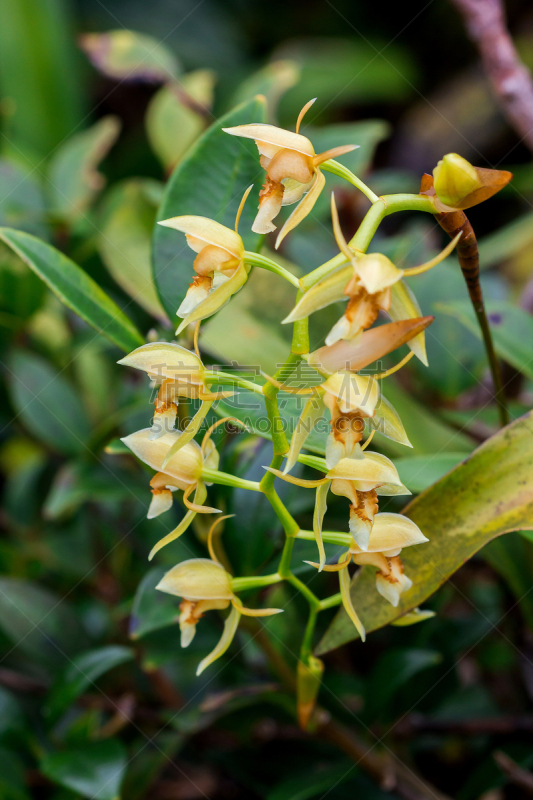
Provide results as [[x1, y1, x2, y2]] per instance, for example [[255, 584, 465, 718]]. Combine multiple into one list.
[[119, 101, 511, 725]]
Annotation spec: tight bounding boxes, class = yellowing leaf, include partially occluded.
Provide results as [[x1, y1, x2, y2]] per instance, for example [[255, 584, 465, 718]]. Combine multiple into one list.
[[316, 411, 533, 654]]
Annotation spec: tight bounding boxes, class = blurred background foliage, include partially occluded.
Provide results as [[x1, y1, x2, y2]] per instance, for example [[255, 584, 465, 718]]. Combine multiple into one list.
[[1, 0, 533, 797]]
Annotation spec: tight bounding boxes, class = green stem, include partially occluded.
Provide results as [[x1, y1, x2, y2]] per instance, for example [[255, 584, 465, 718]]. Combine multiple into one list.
[[321, 159, 379, 204], [287, 573, 320, 610], [300, 605, 319, 660], [231, 573, 281, 592], [300, 193, 436, 291], [319, 592, 342, 611], [204, 370, 264, 396], [201, 468, 260, 491], [297, 529, 352, 547], [263, 354, 301, 455], [244, 251, 301, 288], [291, 290, 310, 355]]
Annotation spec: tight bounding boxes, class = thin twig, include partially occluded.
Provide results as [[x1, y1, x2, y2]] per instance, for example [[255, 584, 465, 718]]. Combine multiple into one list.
[[449, 0, 533, 154], [494, 751, 533, 793]]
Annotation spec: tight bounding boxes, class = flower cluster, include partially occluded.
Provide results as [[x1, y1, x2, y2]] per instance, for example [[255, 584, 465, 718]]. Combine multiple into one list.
[[118, 101, 510, 709]]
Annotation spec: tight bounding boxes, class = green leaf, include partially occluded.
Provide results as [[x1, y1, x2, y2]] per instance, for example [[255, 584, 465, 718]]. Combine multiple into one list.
[[146, 70, 215, 171], [394, 453, 466, 493], [266, 762, 353, 800], [0, 577, 86, 669], [0, 228, 144, 352], [40, 739, 127, 800], [365, 648, 441, 717], [0, 158, 48, 237], [0, 0, 83, 162], [47, 116, 121, 223], [97, 179, 167, 320], [483, 532, 533, 629], [80, 29, 180, 82], [478, 211, 533, 270], [129, 568, 180, 640], [437, 299, 533, 380], [151, 96, 266, 319], [0, 746, 31, 800], [8, 350, 90, 455], [316, 410, 533, 654], [45, 645, 134, 723]]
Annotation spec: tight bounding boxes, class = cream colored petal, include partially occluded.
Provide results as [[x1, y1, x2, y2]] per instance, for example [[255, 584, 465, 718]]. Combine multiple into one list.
[[284, 396, 325, 474], [275, 169, 326, 249], [122, 428, 204, 484], [371, 395, 412, 448], [376, 566, 412, 607], [354, 253, 403, 294], [365, 512, 428, 553], [157, 215, 244, 259], [118, 342, 204, 384], [327, 451, 402, 489], [196, 603, 241, 676], [313, 144, 358, 167], [281, 177, 313, 206], [339, 557, 366, 642], [148, 483, 206, 560], [308, 316, 433, 375], [283, 264, 352, 324], [313, 480, 331, 571], [161, 399, 214, 468], [147, 489, 173, 519], [264, 466, 328, 488], [325, 314, 351, 347], [388, 281, 428, 365], [322, 372, 380, 417], [176, 262, 248, 334], [177, 278, 211, 317], [376, 483, 411, 497], [237, 604, 283, 617], [156, 557, 233, 602], [150, 404, 178, 441], [223, 124, 315, 157]]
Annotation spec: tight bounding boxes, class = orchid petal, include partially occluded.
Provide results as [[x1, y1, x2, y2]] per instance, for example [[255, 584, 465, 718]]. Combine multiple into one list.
[[282, 263, 351, 323], [313, 480, 331, 571], [196, 603, 241, 676], [391, 608, 436, 626], [157, 215, 244, 259], [275, 169, 326, 249], [264, 466, 329, 488], [308, 316, 433, 375], [176, 262, 248, 333], [223, 123, 315, 157], [354, 253, 403, 294], [327, 452, 402, 490], [121, 428, 203, 485], [371, 395, 412, 448], [118, 342, 204, 384], [304, 559, 348, 572], [149, 483, 207, 560], [387, 281, 428, 365], [365, 513, 428, 553], [339, 554, 366, 642], [284, 396, 326, 474], [183, 481, 220, 514], [162, 399, 214, 468], [314, 144, 358, 167]]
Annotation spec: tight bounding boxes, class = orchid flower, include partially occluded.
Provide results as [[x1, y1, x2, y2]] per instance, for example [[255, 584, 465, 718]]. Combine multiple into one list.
[[121, 427, 221, 560], [118, 342, 233, 459], [223, 99, 357, 247], [156, 556, 281, 675], [284, 194, 459, 363], [305, 513, 428, 640]]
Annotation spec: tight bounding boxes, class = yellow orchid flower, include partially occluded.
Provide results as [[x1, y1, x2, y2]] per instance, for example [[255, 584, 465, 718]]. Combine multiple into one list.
[[118, 342, 233, 456], [223, 99, 357, 248], [121, 427, 220, 559], [431, 153, 512, 211], [284, 194, 457, 362], [156, 557, 282, 675], [306, 513, 428, 640]]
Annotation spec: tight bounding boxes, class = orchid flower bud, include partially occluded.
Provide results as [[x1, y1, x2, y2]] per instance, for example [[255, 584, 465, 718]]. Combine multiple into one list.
[[297, 655, 324, 730], [158, 215, 248, 334], [432, 153, 512, 210], [224, 100, 356, 247]]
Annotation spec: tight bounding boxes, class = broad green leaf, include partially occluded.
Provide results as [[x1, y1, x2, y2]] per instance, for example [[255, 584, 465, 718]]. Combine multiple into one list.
[[152, 96, 266, 319], [129, 568, 180, 639], [0, 0, 83, 161], [0, 228, 144, 352], [80, 29, 180, 81], [0, 158, 48, 237], [478, 211, 533, 270], [47, 116, 121, 223], [437, 299, 533, 380], [365, 648, 441, 716], [316, 410, 533, 654], [0, 747, 31, 800], [146, 70, 215, 171], [45, 645, 134, 723], [40, 739, 127, 800], [8, 350, 90, 455], [0, 577, 86, 669], [394, 453, 466, 493], [97, 179, 167, 320], [0, 687, 23, 740], [266, 762, 353, 800]]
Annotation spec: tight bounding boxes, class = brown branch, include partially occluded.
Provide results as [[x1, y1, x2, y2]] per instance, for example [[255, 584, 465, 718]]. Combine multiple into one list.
[[494, 751, 533, 794], [449, 0, 533, 153]]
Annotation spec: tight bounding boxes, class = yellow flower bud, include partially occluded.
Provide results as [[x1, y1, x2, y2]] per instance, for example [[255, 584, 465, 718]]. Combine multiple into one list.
[[433, 153, 480, 209]]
